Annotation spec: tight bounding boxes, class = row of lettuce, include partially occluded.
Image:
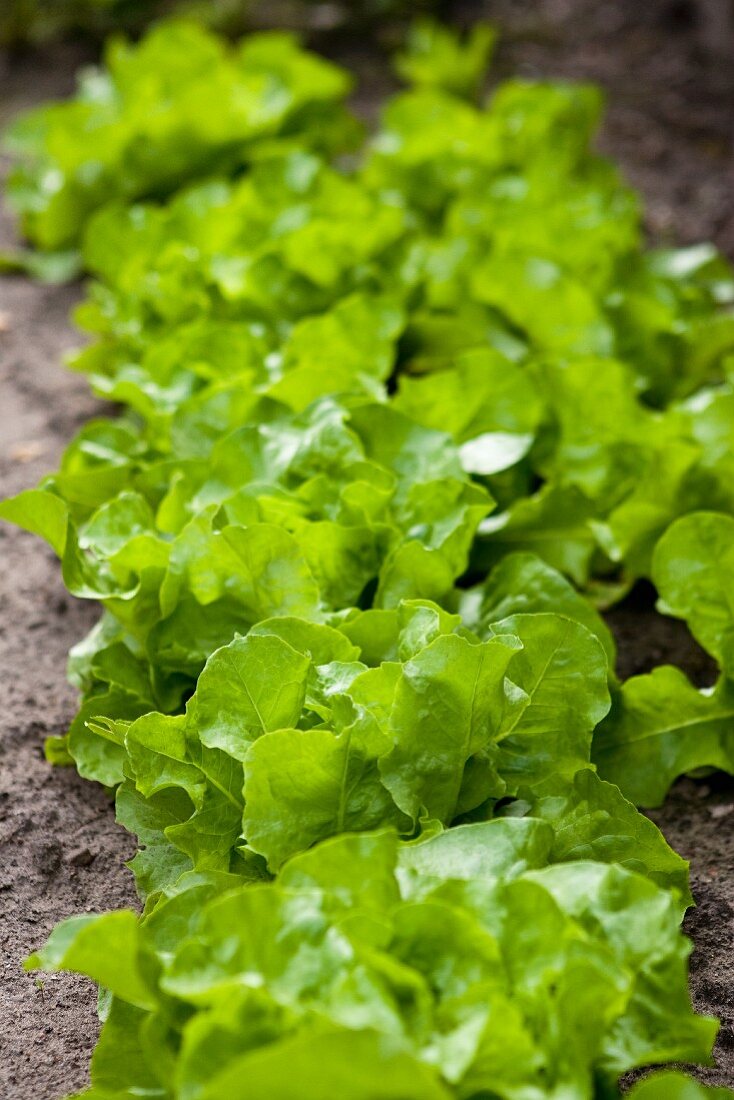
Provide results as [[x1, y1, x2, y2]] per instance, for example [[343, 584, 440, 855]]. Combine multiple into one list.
[[4, 20, 734, 1099]]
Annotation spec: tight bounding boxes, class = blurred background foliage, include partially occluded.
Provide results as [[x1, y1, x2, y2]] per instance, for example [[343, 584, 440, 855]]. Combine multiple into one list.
[[0, 0, 444, 47]]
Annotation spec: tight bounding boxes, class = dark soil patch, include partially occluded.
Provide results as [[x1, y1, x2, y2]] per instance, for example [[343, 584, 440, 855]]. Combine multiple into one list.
[[0, 280, 139, 1097], [1, 2, 733, 1096], [648, 775, 734, 1088], [605, 581, 720, 687], [0, 57, 138, 1100]]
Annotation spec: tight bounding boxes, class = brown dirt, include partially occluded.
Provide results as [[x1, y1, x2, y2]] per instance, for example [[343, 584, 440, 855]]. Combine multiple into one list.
[[0, 51, 138, 1100], [648, 775, 734, 1088], [606, 581, 720, 688], [0, 2, 732, 1096]]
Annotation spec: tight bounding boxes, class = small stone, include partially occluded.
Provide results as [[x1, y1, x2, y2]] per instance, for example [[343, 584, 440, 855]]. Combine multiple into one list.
[[9, 440, 45, 463], [34, 840, 62, 875], [68, 847, 94, 868]]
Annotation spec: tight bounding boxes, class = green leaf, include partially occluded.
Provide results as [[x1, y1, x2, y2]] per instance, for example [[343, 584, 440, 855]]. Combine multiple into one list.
[[160, 517, 322, 623], [653, 512, 734, 675], [201, 1028, 452, 1100], [279, 830, 400, 914], [627, 1072, 734, 1099], [250, 617, 360, 665], [24, 912, 156, 1010], [461, 551, 616, 665], [243, 725, 407, 871], [0, 488, 69, 556], [526, 768, 691, 905], [116, 781, 194, 896], [124, 712, 244, 873], [380, 633, 521, 822], [395, 19, 496, 100], [193, 634, 310, 760], [398, 818, 554, 896], [492, 613, 610, 790], [394, 347, 540, 473], [593, 667, 734, 806], [523, 862, 717, 1072], [474, 484, 598, 585], [471, 255, 614, 357]]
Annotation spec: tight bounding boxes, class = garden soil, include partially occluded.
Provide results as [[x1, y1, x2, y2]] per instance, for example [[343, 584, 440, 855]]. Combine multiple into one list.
[[0, 2, 732, 1096]]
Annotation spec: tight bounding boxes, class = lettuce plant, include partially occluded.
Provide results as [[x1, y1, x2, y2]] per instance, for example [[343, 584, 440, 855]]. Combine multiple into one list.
[[27, 829, 714, 1099], [5, 21, 357, 249]]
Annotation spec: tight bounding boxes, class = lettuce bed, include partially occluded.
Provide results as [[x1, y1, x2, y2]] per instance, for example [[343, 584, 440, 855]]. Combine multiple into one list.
[[2, 19, 734, 1099]]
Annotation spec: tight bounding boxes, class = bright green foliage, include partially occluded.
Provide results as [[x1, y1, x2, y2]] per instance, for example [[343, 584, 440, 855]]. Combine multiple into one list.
[[26, 829, 716, 1100], [522, 768, 690, 903], [458, 551, 616, 665], [72, 605, 614, 882], [594, 511, 734, 803], [628, 1073, 734, 1100], [6, 19, 734, 614], [654, 512, 734, 676], [7, 17, 734, 625], [594, 668, 734, 807], [5, 17, 734, 1098], [394, 19, 497, 100], [0, 397, 492, 784], [5, 21, 356, 250]]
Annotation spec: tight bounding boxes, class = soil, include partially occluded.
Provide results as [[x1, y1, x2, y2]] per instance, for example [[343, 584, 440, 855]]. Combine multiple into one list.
[[0, 2, 732, 1096]]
